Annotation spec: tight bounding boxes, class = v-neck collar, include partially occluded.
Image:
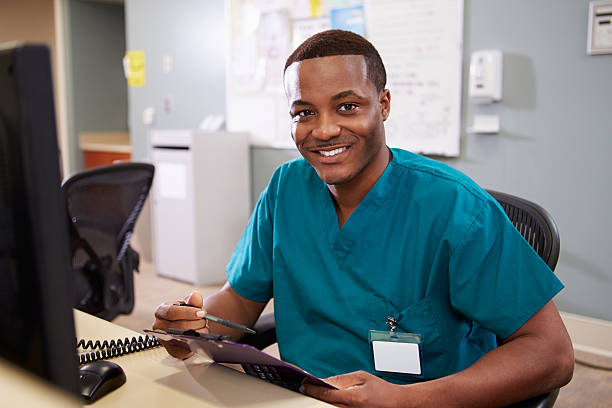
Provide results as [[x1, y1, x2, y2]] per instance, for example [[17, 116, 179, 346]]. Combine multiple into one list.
[[318, 151, 399, 269]]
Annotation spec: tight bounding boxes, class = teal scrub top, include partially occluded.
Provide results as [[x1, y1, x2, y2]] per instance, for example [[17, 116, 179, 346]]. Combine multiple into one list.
[[227, 148, 563, 383]]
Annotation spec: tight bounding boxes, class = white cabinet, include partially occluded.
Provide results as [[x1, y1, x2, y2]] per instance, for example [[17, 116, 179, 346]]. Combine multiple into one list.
[[149, 130, 250, 285]]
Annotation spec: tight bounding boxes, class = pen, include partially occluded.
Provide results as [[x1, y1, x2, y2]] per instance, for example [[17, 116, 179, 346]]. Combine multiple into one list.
[[178, 303, 256, 335]]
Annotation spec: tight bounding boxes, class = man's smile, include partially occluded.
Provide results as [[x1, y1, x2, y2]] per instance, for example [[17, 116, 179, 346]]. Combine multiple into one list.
[[309, 145, 351, 164], [319, 146, 348, 157]]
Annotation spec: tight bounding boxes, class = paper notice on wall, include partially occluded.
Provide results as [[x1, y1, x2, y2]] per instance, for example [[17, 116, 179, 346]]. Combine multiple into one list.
[[259, 9, 292, 93], [124, 50, 146, 87], [364, 0, 464, 156], [292, 17, 331, 50], [157, 162, 187, 200]]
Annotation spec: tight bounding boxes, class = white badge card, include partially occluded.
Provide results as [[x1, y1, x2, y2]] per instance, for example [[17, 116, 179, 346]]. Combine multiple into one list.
[[369, 330, 422, 376]]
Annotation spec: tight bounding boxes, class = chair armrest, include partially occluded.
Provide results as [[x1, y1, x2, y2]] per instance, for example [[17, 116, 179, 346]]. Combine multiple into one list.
[[506, 388, 559, 408], [240, 312, 277, 350]]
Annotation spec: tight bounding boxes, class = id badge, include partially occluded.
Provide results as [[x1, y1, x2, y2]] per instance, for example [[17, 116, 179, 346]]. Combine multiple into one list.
[[369, 329, 423, 376]]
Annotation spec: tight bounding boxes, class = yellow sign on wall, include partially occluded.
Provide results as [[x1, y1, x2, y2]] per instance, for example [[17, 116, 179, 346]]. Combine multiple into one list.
[[124, 50, 146, 87], [310, 0, 323, 17]]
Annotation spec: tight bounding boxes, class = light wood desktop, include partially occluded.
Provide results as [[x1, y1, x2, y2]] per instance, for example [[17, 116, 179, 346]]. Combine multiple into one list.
[[75, 310, 333, 407], [0, 358, 80, 407]]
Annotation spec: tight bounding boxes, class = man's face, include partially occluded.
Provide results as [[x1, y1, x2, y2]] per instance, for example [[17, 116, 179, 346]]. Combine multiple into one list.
[[284, 55, 390, 186]]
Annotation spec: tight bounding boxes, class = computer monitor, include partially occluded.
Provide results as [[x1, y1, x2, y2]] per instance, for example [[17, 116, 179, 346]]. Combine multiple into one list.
[[0, 43, 80, 396]]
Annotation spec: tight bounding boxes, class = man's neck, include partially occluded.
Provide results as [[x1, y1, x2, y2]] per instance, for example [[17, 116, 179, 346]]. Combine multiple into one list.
[[328, 147, 391, 227]]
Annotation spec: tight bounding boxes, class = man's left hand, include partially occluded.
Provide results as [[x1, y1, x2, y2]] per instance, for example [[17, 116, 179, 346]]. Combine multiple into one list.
[[301, 370, 415, 408]]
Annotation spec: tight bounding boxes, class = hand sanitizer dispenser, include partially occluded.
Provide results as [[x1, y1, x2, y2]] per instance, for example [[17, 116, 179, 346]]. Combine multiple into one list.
[[468, 50, 503, 104]]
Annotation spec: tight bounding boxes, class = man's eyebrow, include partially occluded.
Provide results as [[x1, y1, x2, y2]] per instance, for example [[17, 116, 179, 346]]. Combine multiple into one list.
[[290, 99, 313, 109], [332, 90, 364, 101], [289, 90, 364, 109]]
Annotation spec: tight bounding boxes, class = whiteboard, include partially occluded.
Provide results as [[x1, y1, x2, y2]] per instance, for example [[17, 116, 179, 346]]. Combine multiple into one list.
[[365, 0, 464, 156], [226, 0, 464, 156]]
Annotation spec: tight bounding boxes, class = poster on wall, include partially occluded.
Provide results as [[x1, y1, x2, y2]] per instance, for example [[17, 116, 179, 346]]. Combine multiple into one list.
[[226, 0, 464, 155]]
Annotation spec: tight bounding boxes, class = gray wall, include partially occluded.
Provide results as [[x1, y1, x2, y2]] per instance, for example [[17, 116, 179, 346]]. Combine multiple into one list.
[[124, 0, 226, 160], [67, 0, 127, 172], [439, 0, 612, 321]]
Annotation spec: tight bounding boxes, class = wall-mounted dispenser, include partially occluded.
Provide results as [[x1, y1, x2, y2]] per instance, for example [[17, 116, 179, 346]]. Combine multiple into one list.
[[468, 50, 503, 104], [467, 50, 503, 134]]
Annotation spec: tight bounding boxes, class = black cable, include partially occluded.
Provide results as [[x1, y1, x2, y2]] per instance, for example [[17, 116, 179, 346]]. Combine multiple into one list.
[[77, 335, 161, 365]]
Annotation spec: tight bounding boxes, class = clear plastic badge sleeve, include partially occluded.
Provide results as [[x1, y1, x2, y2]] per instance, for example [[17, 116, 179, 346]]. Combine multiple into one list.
[[369, 330, 423, 376]]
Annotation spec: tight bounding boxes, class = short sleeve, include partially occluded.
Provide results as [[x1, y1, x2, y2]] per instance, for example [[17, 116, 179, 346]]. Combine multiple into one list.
[[449, 199, 564, 339], [225, 186, 275, 303]]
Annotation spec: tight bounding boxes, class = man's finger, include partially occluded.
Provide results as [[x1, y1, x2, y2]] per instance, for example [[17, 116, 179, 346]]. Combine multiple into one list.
[[157, 339, 193, 360], [324, 371, 366, 389], [153, 318, 207, 332], [184, 291, 203, 308], [301, 383, 355, 406], [155, 302, 206, 321]]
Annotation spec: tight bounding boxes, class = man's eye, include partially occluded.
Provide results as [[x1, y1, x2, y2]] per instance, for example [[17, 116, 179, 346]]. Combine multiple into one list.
[[338, 103, 357, 112], [292, 110, 313, 121]]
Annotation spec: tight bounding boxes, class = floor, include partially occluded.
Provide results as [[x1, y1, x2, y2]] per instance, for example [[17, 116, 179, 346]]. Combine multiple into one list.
[[112, 261, 612, 408]]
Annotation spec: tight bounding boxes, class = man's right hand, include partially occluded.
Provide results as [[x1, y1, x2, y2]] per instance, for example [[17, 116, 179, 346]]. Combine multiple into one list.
[[153, 291, 208, 359]]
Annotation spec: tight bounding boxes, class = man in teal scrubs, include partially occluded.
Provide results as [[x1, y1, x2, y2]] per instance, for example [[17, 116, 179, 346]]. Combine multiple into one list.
[[154, 30, 573, 407]]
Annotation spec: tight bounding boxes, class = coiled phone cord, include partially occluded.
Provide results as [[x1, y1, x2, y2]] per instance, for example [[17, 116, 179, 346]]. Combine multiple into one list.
[[77, 335, 161, 365]]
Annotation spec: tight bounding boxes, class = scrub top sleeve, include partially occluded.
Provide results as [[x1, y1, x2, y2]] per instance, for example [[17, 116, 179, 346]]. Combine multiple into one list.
[[449, 200, 564, 339], [226, 188, 274, 303]]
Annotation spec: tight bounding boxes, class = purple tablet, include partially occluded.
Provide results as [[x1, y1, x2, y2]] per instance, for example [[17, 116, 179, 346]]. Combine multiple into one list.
[[145, 329, 336, 392]]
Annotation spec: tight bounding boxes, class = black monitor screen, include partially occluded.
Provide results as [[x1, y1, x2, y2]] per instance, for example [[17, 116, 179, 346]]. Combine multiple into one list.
[[0, 43, 79, 396]]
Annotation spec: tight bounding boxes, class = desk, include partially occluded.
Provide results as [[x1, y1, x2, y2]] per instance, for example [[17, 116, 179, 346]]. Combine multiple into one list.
[[75, 310, 332, 407], [0, 358, 79, 407]]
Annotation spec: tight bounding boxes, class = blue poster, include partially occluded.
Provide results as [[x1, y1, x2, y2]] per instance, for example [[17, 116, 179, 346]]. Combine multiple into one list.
[[330, 4, 365, 36]]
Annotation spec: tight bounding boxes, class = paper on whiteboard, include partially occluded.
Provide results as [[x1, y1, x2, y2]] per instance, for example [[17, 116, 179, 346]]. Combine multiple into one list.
[[158, 162, 187, 200], [292, 17, 331, 50], [259, 9, 292, 93], [365, 0, 463, 156]]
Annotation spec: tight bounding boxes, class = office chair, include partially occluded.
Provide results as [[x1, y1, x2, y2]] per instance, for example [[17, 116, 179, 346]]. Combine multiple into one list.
[[241, 189, 561, 408], [62, 162, 155, 321]]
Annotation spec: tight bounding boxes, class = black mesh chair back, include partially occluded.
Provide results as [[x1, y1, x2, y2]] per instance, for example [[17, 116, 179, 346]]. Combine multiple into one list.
[[486, 190, 561, 408], [486, 190, 560, 271], [62, 162, 154, 320]]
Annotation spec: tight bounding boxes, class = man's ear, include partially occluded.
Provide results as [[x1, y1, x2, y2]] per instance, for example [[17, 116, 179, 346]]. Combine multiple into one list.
[[379, 89, 391, 121]]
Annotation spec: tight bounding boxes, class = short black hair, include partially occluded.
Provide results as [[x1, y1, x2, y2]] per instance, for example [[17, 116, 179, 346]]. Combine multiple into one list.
[[284, 29, 387, 91]]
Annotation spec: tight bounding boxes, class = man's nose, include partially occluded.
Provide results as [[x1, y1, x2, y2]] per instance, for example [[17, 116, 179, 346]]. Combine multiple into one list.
[[312, 113, 341, 140]]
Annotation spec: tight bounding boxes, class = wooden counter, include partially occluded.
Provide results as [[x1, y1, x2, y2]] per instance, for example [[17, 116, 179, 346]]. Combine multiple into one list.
[[79, 131, 131, 169]]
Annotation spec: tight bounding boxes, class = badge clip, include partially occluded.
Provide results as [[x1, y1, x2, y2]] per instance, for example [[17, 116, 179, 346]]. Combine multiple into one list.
[[369, 315, 423, 376]]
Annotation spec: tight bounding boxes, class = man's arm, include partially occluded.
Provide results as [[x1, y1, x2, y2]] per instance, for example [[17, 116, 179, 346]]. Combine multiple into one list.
[[303, 301, 574, 408], [203, 282, 268, 339], [153, 283, 267, 359]]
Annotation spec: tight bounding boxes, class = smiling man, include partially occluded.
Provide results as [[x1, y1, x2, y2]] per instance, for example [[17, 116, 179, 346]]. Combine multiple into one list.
[[154, 30, 573, 407], [284, 51, 390, 226]]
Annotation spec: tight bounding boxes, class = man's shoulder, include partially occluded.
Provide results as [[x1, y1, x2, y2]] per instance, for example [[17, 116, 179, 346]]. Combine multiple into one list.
[[271, 157, 315, 183], [389, 148, 489, 203], [276, 156, 312, 173], [264, 157, 318, 199]]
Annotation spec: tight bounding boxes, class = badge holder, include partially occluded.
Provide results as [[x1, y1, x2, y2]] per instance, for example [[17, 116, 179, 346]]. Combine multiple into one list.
[[369, 316, 423, 377]]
